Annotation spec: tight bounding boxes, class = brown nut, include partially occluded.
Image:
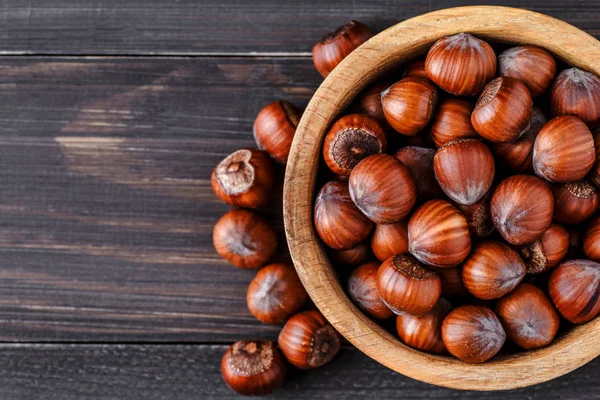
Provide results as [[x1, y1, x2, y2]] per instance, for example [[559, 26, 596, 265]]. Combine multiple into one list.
[[408, 199, 471, 268], [433, 139, 495, 205], [314, 181, 373, 250], [498, 45, 556, 97], [403, 58, 427, 78], [441, 305, 506, 363], [584, 216, 600, 262], [552, 180, 599, 225], [472, 77, 533, 143], [396, 298, 452, 354], [589, 128, 600, 187], [551, 67, 600, 128], [323, 114, 387, 176], [328, 241, 371, 268], [425, 33, 496, 96], [381, 77, 438, 136], [491, 175, 554, 245], [532, 116, 596, 183], [394, 146, 443, 200], [312, 20, 374, 78], [436, 267, 469, 298], [495, 283, 560, 349], [520, 223, 570, 274], [376, 254, 441, 316], [211, 148, 275, 209], [213, 209, 278, 269], [349, 154, 417, 224], [462, 241, 526, 300], [430, 98, 478, 147], [454, 190, 494, 239], [253, 101, 301, 164], [371, 221, 409, 262], [549, 259, 600, 324], [348, 261, 394, 320]]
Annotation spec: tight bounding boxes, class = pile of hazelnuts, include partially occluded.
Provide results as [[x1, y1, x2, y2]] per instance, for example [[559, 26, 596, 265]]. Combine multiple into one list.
[[212, 18, 600, 396]]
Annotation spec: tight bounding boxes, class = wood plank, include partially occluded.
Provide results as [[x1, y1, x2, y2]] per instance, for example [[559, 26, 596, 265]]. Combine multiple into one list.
[[0, 343, 599, 399], [1, 1, 599, 55], [0, 57, 320, 342]]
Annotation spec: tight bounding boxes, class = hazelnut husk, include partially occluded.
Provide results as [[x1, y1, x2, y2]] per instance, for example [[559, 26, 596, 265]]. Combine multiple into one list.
[[253, 100, 301, 164], [433, 138, 495, 206], [498, 45, 556, 97], [441, 305, 506, 364], [551, 67, 600, 128], [278, 310, 341, 369], [472, 77, 533, 143], [211, 148, 275, 209], [247, 263, 308, 325], [552, 180, 599, 224], [532, 116, 596, 183], [376, 254, 441, 316], [430, 98, 478, 147], [323, 114, 387, 176], [549, 259, 600, 324], [349, 154, 417, 224], [371, 221, 409, 262], [584, 216, 600, 262], [520, 223, 570, 274], [312, 20, 374, 78], [213, 209, 278, 269], [348, 261, 394, 320], [396, 298, 452, 354], [495, 283, 560, 349], [490, 175, 554, 245], [408, 199, 471, 268], [314, 181, 373, 250], [381, 77, 438, 136], [462, 241, 526, 300], [425, 33, 496, 96], [221, 340, 286, 396], [394, 146, 443, 200]]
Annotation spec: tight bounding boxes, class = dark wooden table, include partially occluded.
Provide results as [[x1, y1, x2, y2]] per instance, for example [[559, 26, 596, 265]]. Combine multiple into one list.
[[2, 1, 600, 398]]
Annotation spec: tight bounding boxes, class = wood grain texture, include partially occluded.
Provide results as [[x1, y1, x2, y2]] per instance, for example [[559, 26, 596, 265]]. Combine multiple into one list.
[[0, 0, 599, 55], [0, 57, 320, 342], [2, 344, 600, 400], [284, 6, 600, 391]]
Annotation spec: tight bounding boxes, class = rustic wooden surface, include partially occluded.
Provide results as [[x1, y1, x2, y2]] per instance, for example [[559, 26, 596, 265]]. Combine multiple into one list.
[[0, 0, 598, 398]]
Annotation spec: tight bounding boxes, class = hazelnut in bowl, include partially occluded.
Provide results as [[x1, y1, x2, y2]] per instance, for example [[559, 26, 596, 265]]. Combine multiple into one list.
[[283, 6, 600, 391]]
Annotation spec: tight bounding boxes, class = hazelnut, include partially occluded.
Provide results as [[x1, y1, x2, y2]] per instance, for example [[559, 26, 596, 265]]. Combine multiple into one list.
[[394, 146, 443, 200], [472, 77, 533, 143], [376, 254, 441, 316], [403, 58, 427, 78], [349, 154, 417, 224], [323, 114, 387, 176], [221, 340, 286, 396], [211, 148, 275, 209], [532, 116, 596, 183], [408, 199, 471, 268], [381, 77, 438, 136], [454, 190, 494, 239], [441, 305, 506, 363], [462, 241, 526, 300], [551, 67, 600, 128], [396, 298, 452, 354], [552, 180, 599, 224], [549, 260, 600, 324], [350, 81, 393, 128], [371, 221, 409, 262], [491, 175, 554, 245], [425, 33, 496, 96], [436, 267, 469, 298], [429, 98, 478, 147], [584, 216, 600, 262], [433, 138, 495, 205], [520, 223, 570, 274], [246, 263, 308, 325], [312, 20, 374, 78], [213, 209, 277, 269], [278, 310, 341, 369], [253, 100, 301, 164], [328, 241, 371, 268], [492, 107, 547, 173], [314, 181, 373, 250], [568, 227, 585, 259], [589, 128, 600, 187], [498, 45, 556, 97], [348, 261, 394, 320], [495, 283, 560, 349]]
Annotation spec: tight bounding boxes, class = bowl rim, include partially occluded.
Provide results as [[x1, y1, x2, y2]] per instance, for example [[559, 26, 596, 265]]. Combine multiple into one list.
[[283, 5, 600, 391]]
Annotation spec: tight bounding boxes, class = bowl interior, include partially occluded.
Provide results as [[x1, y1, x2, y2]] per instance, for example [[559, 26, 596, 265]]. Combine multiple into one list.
[[283, 5, 600, 391]]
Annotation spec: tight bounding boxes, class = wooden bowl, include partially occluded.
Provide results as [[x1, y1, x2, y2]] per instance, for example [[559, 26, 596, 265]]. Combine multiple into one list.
[[283, 6, 600, 391]]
